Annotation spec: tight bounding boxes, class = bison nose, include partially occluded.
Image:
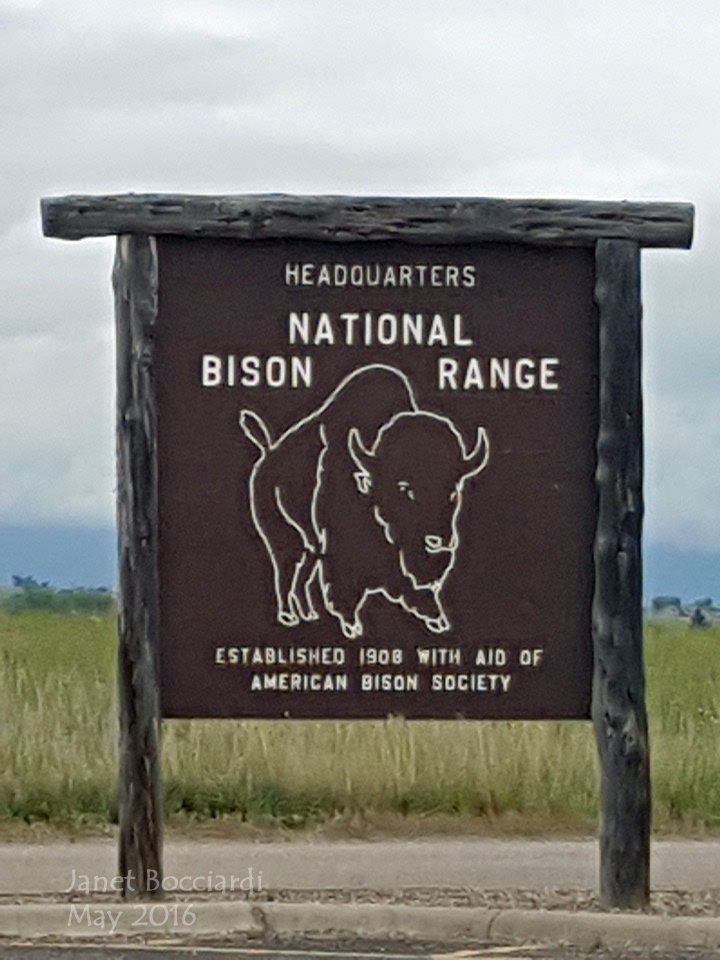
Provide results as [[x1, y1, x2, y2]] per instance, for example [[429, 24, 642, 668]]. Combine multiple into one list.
[[425, 534, 449, 554]]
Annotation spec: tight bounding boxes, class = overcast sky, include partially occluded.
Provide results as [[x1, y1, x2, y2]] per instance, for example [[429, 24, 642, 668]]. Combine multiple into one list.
[[0, 0, 717, 553]]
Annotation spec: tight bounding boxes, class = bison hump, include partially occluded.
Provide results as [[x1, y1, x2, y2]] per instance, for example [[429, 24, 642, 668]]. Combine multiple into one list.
[[318, 365, 417, 448]]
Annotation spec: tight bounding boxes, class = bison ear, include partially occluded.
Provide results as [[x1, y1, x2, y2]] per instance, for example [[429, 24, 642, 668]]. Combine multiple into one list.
[[461, 427, 490, 479], [348, 427, 374, 495]]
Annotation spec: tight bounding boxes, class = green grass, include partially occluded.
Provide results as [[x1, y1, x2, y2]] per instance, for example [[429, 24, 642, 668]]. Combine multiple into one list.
[[644, 621, 720, 830], [0, 611, 718, 834]]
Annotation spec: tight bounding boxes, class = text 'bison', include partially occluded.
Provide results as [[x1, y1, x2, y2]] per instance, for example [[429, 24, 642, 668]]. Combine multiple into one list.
[[240, 364, 489, 638]]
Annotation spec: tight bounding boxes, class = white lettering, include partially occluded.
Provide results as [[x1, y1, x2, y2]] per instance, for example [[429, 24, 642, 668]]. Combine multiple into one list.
[[251, 672, 348, 691], [288, 311, 310, 345], [474, 647, 508, 666], [201, 354, 222, 387], [291, 357, 312, 387], [416, 647, 462, 666], [427, 313, 449, 346], [314, 312, 335, 345], [240, 355, 261, 387], [540, 357, 559, 390], [360, 673, 419, 692], [438, 357, 458, 390], [283, 263, 477, 288], [377, 312, 397, 345], [341, 312, 360, 344], [519, 648, 544, 667], [266, 357, 286, 387], [68, 905, 90, 926], [515, 358, 536, 389], [399, 264, 413, 286], [431, 673, 511, 692], [402, 313, 423, 345], [489, 357, 511, 389], [437, 356, 561, 392], [463, 357, 484, 390], [453, 313, 473, 346]]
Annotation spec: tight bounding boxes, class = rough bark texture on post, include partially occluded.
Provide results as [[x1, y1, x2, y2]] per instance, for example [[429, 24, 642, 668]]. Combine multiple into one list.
[[592, 239, 650, 909], [41, 194, 694, 248], [114, 234, 163, 899]]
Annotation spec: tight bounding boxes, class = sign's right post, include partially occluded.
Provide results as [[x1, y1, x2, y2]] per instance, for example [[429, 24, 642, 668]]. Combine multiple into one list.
[[592, 238, 649, 909]]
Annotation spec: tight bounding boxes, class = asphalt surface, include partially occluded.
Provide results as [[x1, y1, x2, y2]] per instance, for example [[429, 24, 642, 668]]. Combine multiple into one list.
[[1, 940, 720, 960], [2, 840, 719, 954], [2, 839, 719, 895]]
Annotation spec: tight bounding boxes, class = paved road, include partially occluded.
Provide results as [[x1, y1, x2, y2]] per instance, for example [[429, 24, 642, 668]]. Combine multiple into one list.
[[1, 838, 719, 896], [0, 940, 719, 960]]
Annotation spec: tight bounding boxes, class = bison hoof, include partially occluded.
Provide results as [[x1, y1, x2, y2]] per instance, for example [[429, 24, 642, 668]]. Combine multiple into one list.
[[295, 604, 319, 622], [278, 611, 299, 627], [426, 613, 450, 634], [340, 619, 363, 639]]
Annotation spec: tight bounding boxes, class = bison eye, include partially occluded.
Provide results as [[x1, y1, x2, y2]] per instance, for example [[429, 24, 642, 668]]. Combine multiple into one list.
[[397, 480, 416, 501], [449, 488, 461, 504]]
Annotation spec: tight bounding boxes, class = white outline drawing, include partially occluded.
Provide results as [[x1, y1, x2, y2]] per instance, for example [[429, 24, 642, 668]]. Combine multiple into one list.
[[240, 364, 489, 639]]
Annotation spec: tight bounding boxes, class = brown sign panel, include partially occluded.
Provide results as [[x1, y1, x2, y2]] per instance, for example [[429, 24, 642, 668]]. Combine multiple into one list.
[[155, 237, 598, 719]]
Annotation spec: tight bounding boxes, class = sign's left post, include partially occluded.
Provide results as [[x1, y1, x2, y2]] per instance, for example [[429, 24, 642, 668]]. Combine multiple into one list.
[[114, 234, 163, 899]]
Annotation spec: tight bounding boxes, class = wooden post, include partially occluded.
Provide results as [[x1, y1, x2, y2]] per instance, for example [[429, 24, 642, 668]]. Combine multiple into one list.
[[114, 234, 163, 899], [592, 238, 650, 909]]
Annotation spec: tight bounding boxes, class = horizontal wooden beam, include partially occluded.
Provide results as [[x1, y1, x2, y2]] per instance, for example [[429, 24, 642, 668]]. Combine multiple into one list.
[[41, 194, 694, 248]]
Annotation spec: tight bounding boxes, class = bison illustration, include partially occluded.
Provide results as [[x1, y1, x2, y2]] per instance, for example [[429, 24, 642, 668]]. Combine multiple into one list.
[[240, 364, 488, 638]]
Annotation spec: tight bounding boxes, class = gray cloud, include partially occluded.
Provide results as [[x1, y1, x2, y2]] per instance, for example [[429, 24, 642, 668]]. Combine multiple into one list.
[[0, 0, 716, 545]]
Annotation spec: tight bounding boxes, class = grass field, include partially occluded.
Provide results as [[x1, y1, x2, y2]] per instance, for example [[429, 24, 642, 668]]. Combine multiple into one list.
[[1, 612, 718, 835]]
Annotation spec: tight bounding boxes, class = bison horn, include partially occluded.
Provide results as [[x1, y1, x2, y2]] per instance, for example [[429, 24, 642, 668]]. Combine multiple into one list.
[[462, 427, 489, 478]]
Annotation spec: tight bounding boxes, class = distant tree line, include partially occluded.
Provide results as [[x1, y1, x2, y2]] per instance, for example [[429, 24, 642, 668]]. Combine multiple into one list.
[[650, 595, 719, 629], [2, 575, 115, 616]]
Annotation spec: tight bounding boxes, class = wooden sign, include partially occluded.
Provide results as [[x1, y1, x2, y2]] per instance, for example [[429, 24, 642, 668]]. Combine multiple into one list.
[[42, 194, 693, 909], [154, 238, 598, 720]]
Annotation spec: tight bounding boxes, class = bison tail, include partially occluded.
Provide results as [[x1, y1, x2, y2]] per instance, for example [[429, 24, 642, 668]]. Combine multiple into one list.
[[240, 409, 272, 453]]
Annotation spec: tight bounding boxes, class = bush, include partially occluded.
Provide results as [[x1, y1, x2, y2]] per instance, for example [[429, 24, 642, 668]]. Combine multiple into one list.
[[1, 576, 115, 616]]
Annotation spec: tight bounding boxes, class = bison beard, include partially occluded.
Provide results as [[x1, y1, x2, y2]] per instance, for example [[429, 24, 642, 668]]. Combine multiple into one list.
[[240, 365, 489, 639]]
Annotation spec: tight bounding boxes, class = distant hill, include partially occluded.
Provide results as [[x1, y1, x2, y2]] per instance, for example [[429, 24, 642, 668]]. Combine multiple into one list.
[[644, 543, 720, 605], [0, 524, 716, 601], [0, 524, 116, 590]]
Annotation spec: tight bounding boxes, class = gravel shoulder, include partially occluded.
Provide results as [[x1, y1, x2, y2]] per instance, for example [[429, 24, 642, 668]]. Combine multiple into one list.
[[2, 886, 719, 917]]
